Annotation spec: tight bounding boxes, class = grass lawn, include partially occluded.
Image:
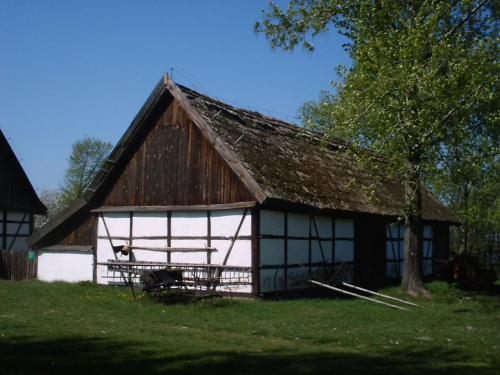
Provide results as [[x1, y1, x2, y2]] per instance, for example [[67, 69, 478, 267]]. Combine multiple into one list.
[[0, 280, 498, 374]]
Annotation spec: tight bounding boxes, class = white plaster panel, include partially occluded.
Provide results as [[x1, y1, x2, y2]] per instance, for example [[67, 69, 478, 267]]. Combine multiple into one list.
[[98, 213, 130, 238], [132, 238, 168, 248], [260, 210, 284, 236], [97, 264, 109, 284], [133, 250, 166, 262], [171, 211, 207, 237], [387, 224, 405, 238], [386, 224, 402, 238], [132, 212, 168, 237], [211, 209, 251, 237], [38, 251, 93, 283], [311, 241, 331, 263], [207, 239, 227, 264], [97, 213, 132, 278], [423, 260, 433, 275], [260, 239, 284, 266], [96, 237, 128, 263], [260, 268, 284, 293], [131, 239, 168, 262], [287, 213, 310, 237], [287, 239, 309, 265], [219, 284, 252, 294], [7, 236, 28, 250], [312, 215, 333, 238], [386, 262, 398, 278], [169, 239, 210, 263], [170, 238, 209, 248], [386, 241, 405, 260], [212, 239, 251, 267], [423, 241, 433, 259], [335, 219, 354, 238], [7, 222, 30, 235], [287, 267, 309, 288], [423, 225, 433, 238], [386, 242, 399, 260], [7, 212, 26, 221], [335, 240, 354, 262], [386, 225, 394, 238], [387, 262, 404, 279]]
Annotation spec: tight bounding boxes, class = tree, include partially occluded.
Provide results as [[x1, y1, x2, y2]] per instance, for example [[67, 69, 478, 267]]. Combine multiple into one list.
[[34, 188, 64, 229], [256, 1, 500, 294], [60, 136, 113, 208], [431, 132, 500, 255]]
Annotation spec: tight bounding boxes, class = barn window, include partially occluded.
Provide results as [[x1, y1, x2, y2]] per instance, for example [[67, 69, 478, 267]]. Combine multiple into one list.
[[386, 223, 404, 278], [386, 224, 434, 278], [1, 211, 30, 250], [259, 210, 354, 293], [423, 226, 434, 275]]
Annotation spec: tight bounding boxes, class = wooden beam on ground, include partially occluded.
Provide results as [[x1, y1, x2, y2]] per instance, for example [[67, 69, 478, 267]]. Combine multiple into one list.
[[309, 280, 409, 311], [341, 282, 420, 307]]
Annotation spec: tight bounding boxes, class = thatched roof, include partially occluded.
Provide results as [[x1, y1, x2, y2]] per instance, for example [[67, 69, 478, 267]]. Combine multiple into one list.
[[179, 84, 456, 222]]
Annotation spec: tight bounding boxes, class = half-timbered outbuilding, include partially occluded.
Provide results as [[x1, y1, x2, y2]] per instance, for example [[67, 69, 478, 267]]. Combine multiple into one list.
[[28, 74, 458, 294], [0, 130, 47, 251]]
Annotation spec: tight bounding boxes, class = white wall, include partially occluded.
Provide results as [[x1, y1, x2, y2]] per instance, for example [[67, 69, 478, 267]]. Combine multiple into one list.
[[38, 250, 94, 283], [96, 209, 253, 293]]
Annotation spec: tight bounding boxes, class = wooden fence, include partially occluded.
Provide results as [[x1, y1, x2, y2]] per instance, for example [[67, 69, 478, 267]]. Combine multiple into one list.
[[0, 249, 37, 281]]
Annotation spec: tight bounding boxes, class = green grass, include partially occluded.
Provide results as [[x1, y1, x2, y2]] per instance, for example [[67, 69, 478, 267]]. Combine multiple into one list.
[[0, 280, 498, 374]]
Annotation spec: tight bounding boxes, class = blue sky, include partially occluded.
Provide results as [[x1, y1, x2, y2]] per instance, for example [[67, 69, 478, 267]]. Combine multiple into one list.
[[0, 1, 350, 192]]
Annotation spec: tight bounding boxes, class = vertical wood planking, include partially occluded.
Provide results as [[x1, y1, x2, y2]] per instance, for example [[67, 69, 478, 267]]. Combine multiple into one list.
[[103, 97, 255, 207]]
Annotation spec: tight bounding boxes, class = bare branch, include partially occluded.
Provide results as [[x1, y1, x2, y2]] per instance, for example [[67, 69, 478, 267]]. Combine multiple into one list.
[[445, 0, 491, 39]]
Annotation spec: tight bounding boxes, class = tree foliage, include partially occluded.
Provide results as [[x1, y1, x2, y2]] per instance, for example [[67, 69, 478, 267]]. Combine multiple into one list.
[[256, 0, 500, 292], [34, 188, 64, 229], [59, 136, 113, 208]]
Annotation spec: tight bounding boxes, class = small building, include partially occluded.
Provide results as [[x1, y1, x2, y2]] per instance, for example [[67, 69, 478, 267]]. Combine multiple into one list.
[[0, 129, 47, 251], [28, 74, 457, 294], [0, 129, 46, 280]]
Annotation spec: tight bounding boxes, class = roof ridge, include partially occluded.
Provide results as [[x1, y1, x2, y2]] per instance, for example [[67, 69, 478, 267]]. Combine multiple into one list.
[[177, 84, 350, 150]]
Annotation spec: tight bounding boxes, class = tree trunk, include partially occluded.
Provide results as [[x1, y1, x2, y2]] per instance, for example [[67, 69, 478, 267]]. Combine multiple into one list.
[[459, 186, 470, 254], [459, 224, 469, 254], [401, 158, 427, 295]]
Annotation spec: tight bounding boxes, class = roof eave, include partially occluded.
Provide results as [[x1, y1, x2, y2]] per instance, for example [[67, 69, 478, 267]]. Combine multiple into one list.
[[163, 73, 267, 203], [27, 197, 88, 247]]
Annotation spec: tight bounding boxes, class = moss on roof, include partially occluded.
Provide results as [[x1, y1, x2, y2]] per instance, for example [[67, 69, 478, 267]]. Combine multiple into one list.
[[181, 86, 457, 222]]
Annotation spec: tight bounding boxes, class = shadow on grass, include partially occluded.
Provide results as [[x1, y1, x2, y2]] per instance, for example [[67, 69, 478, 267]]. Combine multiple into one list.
[[1, 335, 497, 375]]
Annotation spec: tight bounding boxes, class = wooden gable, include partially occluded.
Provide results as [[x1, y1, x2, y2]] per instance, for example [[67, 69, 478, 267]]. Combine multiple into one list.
[[102, 93, 256, 207], [0, 130, 46, 215]]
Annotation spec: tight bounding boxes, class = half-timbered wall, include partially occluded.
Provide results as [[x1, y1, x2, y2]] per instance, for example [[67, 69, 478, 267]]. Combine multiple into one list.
[[259, 210, 355, 293], [0, 211, 31, 250], [96, 208, 252, 293], [386, 223, 434, 278]]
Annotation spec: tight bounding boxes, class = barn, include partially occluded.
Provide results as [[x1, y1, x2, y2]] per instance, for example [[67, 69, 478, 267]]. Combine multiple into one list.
[[1, 129, 47, 280], [0, 129, 47, 251], [28, 73, 457, 295]]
